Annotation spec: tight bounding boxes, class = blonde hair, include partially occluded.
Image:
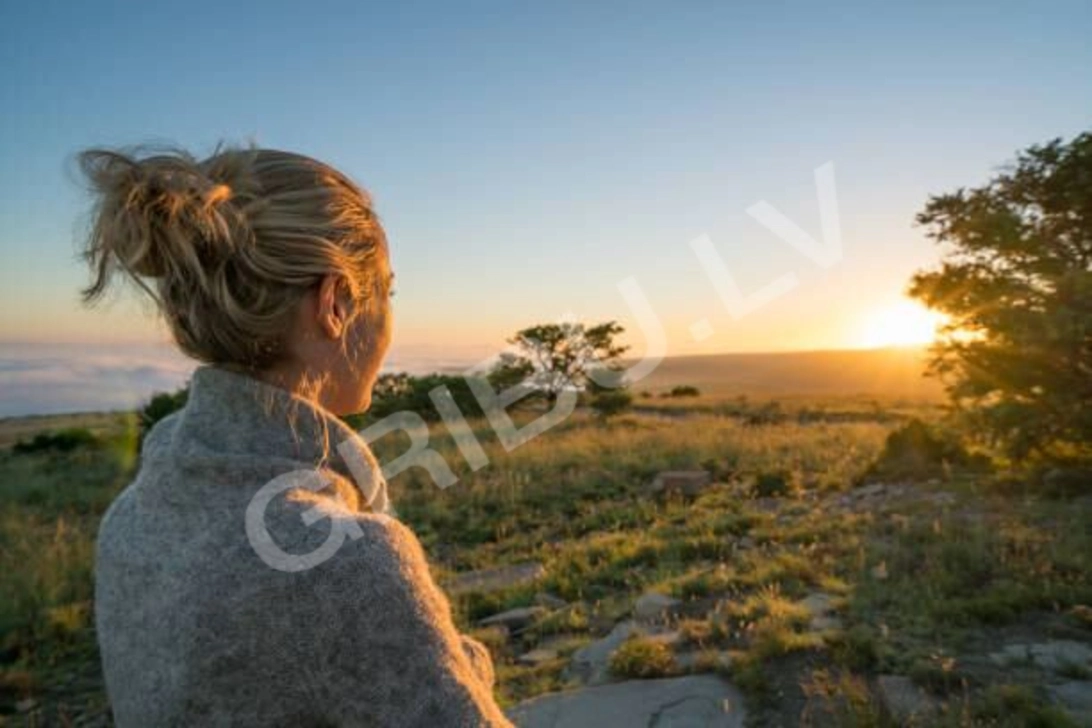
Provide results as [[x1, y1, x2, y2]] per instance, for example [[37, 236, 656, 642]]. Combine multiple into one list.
[[79, 145, 387, 371]]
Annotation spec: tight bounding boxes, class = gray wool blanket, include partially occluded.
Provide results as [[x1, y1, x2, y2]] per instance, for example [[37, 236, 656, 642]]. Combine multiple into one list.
[[95, 364, 512, 727]]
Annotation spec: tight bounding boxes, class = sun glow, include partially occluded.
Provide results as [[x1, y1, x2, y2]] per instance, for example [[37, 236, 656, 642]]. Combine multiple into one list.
[[854, 300, 947, 349]]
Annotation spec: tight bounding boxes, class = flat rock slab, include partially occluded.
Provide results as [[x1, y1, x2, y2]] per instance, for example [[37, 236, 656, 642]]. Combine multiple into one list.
[[479, 606, 547, 630], [507, 675, 746, 728], [446, 561, 546, 595], [989, 640, 1092, 672], [635, 592, 683, 621], [876, 675, 936, 723], [1048, 681, 1092, 723]]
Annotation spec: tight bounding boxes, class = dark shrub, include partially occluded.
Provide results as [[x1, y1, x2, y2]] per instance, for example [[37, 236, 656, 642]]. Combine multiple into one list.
[[140, 387, 189, 439], [590, 389, 633, 419], [744, 401, 786, 426], [865, 419, 988, 482], [753, 469, 798, 498], [362, 372, 490, 423], [13, 428, 100, 455], [668, 385, 700, 398]]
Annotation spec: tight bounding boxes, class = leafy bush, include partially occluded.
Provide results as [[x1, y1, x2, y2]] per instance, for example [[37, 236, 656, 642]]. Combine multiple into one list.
[[363, 372, 490, 423], [609, 635, 676, 678], [140, 387, 189, 440], [12, 428, 100, 455], [590, 389, 633, 419], [910, 132, 1092, 463], [864, 418, 987, 482]]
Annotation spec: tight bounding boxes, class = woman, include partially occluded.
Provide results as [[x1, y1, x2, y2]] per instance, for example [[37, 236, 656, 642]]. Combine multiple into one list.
[[81, 146, 512, 727]]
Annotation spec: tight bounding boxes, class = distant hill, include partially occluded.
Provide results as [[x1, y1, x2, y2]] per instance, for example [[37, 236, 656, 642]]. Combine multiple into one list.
[[629, 346, 943, 400]]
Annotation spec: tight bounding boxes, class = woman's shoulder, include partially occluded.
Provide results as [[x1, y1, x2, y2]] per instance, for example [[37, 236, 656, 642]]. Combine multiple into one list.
[[139, 409, 184, 461]]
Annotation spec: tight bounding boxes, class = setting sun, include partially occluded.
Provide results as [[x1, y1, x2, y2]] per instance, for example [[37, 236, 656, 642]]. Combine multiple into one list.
[[854, 300, 947, 349]]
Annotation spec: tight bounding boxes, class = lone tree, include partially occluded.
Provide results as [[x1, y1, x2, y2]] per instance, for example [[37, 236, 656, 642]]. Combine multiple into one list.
[[490, 321, 629, 402], [909, 131, 1092, 462]]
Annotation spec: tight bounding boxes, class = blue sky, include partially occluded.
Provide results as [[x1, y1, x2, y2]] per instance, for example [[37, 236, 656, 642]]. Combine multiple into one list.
[[1, 0, 1089, 413]]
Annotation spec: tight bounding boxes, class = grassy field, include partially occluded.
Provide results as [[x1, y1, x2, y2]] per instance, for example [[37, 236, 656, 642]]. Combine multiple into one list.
[[1, 362, 1089, 726]]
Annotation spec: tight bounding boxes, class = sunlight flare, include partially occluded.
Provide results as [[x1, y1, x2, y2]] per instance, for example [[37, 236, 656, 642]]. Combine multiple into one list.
[[854, 300, 947, 349]]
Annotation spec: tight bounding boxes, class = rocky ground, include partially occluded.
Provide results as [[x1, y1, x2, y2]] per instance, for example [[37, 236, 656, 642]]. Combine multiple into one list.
[[445, 477, 1092, 727], [5, 411, 1090, 728]]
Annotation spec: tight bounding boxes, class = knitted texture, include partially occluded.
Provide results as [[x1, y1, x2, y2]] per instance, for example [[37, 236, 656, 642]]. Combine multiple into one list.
[[95, 365, 511, 727]]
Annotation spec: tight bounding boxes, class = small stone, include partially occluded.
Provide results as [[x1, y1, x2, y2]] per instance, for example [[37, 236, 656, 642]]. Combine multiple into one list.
[[737, 536, 756, 550], [857, 483, 887, 499], [16, 698, 38, 713], [926, 492, 957, 507], [810, 615, 844, 632], [533, 592, 568, 609], [798, 592, 842, 632], [518, 648, 560, 666], [478, 606, 547, 630], [799, 592, 834, 616], [876, 674, 935, 723], [645, 470, 713, 498], [634, 592, 681, 621]]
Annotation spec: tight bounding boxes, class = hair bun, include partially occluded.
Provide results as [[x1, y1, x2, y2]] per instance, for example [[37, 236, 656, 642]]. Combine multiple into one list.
[[79, 148, 251, 287]]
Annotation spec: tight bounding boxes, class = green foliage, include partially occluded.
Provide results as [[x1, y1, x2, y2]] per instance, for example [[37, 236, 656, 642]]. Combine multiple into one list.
[[909, 131, 1092, 462], [139, 387, 188, 439], [827, 625, 882, 672], [362, 372, 490, 423], [0, 438, 137, 715], [971, 684, 1078, 727], [589, 389, 633, 419], [753, 469, 798, 498], [865, 418, 985, 482], [12, 428, 100, 455], [490, 321, 629, 402], [608, 635, 676, 678]]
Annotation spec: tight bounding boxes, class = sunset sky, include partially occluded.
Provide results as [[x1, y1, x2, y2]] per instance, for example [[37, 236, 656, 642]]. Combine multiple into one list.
[[1, 1, 1089, 413]]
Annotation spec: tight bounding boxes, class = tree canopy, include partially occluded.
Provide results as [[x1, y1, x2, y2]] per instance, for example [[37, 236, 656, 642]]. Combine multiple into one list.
[[489, 321, 629, 401], [909, 131, 1092, 461]]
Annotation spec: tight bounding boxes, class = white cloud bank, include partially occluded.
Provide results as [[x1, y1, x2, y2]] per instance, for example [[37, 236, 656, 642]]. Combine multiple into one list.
[[0, 342, 494, 417]]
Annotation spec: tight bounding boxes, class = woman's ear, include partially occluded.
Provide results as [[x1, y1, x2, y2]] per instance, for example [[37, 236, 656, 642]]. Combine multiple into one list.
[[316, 273, 347, 340]]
